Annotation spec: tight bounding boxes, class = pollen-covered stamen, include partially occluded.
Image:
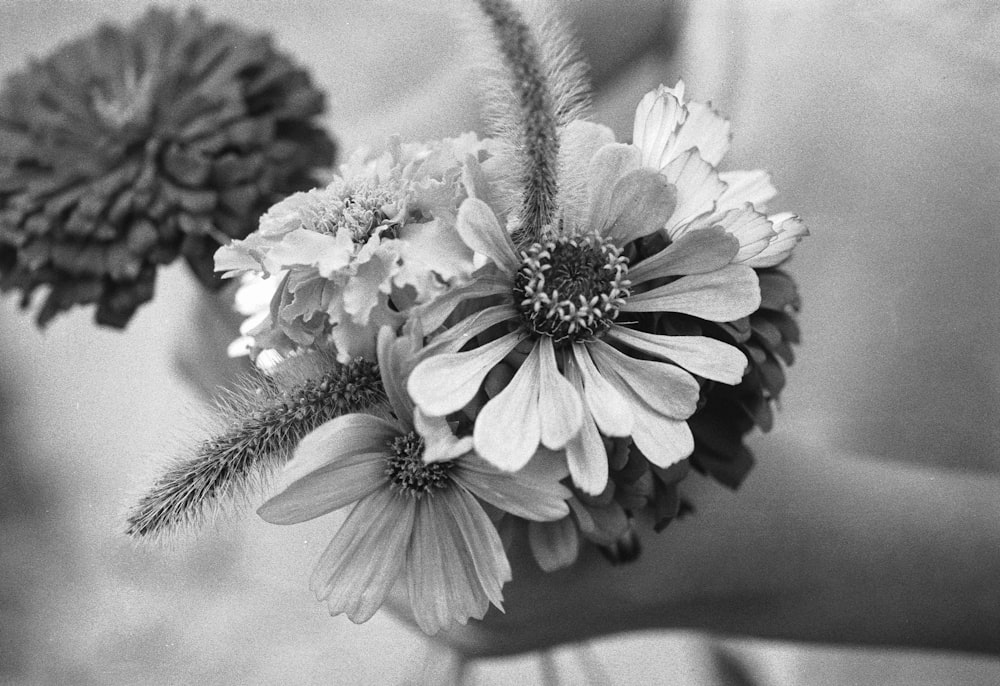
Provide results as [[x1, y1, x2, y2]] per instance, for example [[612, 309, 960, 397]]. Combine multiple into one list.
[[513, 232, 630, 344], [385, 431, 453, 497]]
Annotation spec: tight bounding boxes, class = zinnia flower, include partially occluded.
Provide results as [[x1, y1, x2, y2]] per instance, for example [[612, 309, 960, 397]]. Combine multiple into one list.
[[407, 120, 758, 495], [0, 8, 333, 327], [215, 136, 484, 363], [257, 328, 570, 634]]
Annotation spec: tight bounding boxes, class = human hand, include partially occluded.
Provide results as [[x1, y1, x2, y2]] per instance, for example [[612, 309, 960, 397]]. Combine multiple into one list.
[[425, 434, 1000, 659]]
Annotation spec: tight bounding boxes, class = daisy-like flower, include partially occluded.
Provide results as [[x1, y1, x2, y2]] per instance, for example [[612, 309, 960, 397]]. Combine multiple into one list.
[[257, 328, 571, 634], [215, 137, 483, 363], [407, 121, 759, 495]]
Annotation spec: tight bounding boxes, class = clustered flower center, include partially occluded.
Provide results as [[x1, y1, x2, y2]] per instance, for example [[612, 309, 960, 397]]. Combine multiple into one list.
[[512, 232, 630, 344], [385, 431, 453, 497]]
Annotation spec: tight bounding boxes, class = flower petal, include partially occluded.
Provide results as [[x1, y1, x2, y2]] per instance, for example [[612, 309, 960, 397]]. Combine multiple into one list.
[[406, 493, 495, 634], [559, 120, 617, 228], [408, 330, 527, 416], [745, 214, 809, 268], [537, 337, 584, 450], [474, 341, 542, 470], [528, 518, 580, 572], [703, 204, 776, 263], [630, 409, 695, 468], [606, 324, 748, 384], [424, 303, 518, 356], [633, 84, 686, 170], [257, 451, 386, 525], [409, 268, 512, 333], [377, 326, 413, 426], [310, 487, 414, 624], [438, 487, 511, 609], [563, 362, 611, 495], [628, 226, 739, 285], [569, 344, 633, 437], [280, 413, 399, 485], [452, 453, 571, 521], [671, 101, 731, 167], [717, 169, 778, 212], [599, 169, 678, 246], [622, 265, 761, 321], [586, 143, 641, 228], [588, 339, 700, 419], [456, 198, 519, 273], [662, 149, 727, 237], [415, 408, 474, 464]]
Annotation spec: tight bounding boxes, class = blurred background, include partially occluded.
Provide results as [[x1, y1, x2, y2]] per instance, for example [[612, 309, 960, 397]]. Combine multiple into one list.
[[1, 0, 998, 683]]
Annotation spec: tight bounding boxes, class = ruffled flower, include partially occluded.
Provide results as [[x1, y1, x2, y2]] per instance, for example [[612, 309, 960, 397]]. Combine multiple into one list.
[[407, 121, 759, 495], [632, 81, 807, 263], [257, 328, 570, 634], [0, 8, 333, 327], [215, 137, 484, 362]]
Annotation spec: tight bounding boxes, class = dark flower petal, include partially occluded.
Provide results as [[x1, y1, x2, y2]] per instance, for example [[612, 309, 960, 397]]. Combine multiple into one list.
[[0, 8, 335, 327]]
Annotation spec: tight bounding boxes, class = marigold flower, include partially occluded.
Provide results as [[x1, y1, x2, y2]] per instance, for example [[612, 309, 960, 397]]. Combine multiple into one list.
[[0, 8, 333, 327], [215, 136, 485, 363]]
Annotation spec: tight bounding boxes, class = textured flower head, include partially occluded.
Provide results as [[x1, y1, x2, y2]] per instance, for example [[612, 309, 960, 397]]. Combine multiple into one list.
[[257, 327, 570, 634], [0, 8, 334, 327], [407, 118, 760, 495], [215, 135, 487, 363]]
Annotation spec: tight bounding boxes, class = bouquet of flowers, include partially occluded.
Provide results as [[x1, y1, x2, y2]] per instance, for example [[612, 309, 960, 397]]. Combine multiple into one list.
[[1, 1, 805, 638]]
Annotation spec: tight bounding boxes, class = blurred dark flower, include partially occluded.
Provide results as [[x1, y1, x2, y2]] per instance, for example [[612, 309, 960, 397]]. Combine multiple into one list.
[[0, 8, 335, 327]]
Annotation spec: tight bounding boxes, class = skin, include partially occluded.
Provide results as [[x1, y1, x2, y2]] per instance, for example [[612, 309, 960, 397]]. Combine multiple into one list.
[[429, 434, 1000, 658]]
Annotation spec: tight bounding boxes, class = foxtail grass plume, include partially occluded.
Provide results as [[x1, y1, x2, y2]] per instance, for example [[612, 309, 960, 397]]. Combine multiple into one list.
[[0, 8, 334, 327], [125, 354, 382, 540]]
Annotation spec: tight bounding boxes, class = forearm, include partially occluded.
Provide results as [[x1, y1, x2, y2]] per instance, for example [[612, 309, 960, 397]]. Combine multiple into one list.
[[671, 435, 1000, 654]]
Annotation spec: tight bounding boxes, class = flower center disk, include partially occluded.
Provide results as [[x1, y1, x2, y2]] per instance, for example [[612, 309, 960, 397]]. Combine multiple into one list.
[[385, 431, 452, 497], [513, 232, 630, 344]]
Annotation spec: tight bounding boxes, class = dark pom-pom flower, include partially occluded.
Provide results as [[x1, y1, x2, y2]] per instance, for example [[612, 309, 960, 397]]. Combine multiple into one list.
[[0, 8, 335, 327]]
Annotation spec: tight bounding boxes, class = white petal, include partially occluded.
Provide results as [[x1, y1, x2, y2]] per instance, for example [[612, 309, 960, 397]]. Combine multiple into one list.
[[257, 451, 386, 524], [588, 339, 700, 419], [537, 337, 584, 450], [717, 169, 778, 212], [662, 150, 727, 237], [559, 120, 617, 229], [628, 226, 739, 285], [630, 409, 695, 468], [473, 342, 542, 470], [587, 143, 641, 229], [282, 414, 399, 486], [671, 101, 731, 166], [440, 487, 511, 609], [606, 324, 748, 384], [599, 169, 677, 246], [563, 362, 611, 495], [633, 85, 686, 169], [424, 303, 518, 356], [453, 454, 570, 521], [623, 265, 761, 321], [410, 269, 512, 333], [528, 518, 580, 572], [745, 215, 809, 268], [709, 204, 776, 263], [377, 326, 413, 426], [569, 344, 633, 437], [408, 330, 527, 417], [456, 198, 520, 273], [310, 488, 414, 623], [415, 408, 474, 464]]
